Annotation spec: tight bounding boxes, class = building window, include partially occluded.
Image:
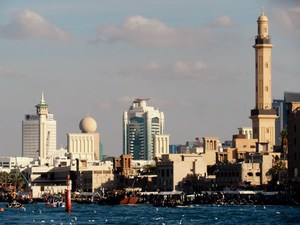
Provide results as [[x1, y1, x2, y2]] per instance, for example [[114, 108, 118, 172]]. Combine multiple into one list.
[[294, 125, 297, 132], [294, 138, 297, 146]]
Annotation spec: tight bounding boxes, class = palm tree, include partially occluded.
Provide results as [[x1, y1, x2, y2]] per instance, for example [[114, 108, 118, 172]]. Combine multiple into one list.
[[279, 130, 288, 159], [0, 171, 25, 192]]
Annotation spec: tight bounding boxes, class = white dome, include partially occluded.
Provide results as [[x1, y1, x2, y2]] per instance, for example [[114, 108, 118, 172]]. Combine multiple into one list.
[[79, 116, 97, 133]]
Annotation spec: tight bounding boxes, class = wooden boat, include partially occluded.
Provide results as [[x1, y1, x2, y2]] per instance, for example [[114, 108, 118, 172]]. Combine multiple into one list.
[[120, 196, 139, 205]]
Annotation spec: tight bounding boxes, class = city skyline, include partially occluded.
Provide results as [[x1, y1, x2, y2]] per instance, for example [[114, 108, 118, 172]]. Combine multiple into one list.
[[0, 1, 299, 157]]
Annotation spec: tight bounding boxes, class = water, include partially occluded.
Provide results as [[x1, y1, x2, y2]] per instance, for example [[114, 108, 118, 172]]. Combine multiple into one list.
[[0, 203, 300, 225]]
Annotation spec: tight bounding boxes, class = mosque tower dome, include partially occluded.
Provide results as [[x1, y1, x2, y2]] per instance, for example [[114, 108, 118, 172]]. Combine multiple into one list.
[[79, 116, 97, 133]]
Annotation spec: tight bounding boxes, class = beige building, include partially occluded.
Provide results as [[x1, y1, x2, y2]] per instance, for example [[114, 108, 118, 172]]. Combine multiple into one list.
[[216, 153, 278, 189], [202, 137, 219, 166], [27, 159, 114, 197], [71, 160, 114, 192], [217, 132, 259, 167], [114, 154, 134, 176], [153, 134, 170, 159], [67, 116, 100, 161], [27, 165, 70, 198], [156, 154, 207, 191], [250, 10, 277, 152], [238, 127, 253, 139]]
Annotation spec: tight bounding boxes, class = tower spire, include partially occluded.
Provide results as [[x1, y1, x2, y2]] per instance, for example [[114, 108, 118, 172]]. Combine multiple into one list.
[[41, 92, 45, 104]]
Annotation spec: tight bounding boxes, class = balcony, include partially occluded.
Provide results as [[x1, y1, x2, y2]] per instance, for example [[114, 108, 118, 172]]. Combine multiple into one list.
[[255, 36, 271, 45], [251, 108, 277, 116]]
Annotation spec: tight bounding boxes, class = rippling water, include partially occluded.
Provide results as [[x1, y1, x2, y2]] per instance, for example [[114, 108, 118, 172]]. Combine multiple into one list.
[[0, 202, 300, 225]]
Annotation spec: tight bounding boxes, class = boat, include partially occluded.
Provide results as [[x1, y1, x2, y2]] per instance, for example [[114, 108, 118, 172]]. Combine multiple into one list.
[[120, 196, 139, 205], [6, 200, 24, 208], [45, 196, 65, 208]]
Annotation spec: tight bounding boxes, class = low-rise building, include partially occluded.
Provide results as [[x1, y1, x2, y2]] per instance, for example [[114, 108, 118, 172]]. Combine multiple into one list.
[[216, 152, 279, 190], [156, 154, 207, 191]]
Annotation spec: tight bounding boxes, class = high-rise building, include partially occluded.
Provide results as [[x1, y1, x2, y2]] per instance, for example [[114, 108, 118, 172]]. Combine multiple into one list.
[[123, 98, 165, 160], [250, 10, 277, 152], [22, 93, 57, 160], [272, 99, 285, 146]]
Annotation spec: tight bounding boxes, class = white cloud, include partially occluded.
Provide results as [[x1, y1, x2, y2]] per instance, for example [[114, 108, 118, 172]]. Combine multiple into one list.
[[101, 60, 213, 81], [272, 6, 300, 37], [0, 10, 71, 41], [91, 15, 212, 47], [207, 15, 235, 28]]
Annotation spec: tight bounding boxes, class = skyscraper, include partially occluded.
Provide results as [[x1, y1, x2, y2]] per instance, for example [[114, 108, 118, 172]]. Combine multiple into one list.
[[250, 10, 277, 152], [123, 98, 165, 160], [22, 93, 56, 160]]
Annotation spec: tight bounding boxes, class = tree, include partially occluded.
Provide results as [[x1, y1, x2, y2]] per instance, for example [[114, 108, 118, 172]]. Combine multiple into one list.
[[266, 158, 288, 190], [279, 130, 288, 159], [0, 171, 25, 192]]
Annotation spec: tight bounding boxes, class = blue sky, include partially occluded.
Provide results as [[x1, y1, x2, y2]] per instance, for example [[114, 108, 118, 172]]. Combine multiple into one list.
[[0, 0, 299, 157]]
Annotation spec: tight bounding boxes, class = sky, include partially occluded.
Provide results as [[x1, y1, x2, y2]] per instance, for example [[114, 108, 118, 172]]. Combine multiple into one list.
[[0, 0, 299, 157]]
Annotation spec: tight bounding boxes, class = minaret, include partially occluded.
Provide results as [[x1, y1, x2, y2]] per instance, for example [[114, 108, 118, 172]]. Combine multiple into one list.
[[250, 10, 277, 151], [35, 92, 49, 160]]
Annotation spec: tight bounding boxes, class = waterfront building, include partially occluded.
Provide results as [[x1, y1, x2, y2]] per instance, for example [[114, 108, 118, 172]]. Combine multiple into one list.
[[70, 160, 114, 192], [123, 98, 166, 160], [0, 157, 34, 173], [26, 158, 114, 197], [287, 101, 300, 191], [216, 153, 278, 189], [156, 154, 207, 191], [250, 10, 277, 152], [67, 116, 100, 161], [22, 93, 57, 161]]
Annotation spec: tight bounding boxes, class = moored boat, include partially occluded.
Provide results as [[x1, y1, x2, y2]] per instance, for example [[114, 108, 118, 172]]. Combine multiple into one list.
[[6, 199, 24, 208]]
